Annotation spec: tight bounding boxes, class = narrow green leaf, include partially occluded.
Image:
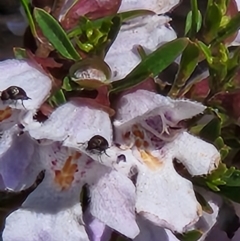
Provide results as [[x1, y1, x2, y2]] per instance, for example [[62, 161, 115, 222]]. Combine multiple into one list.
[[111, 38, 189, 93], [222, 170, 240, 187], [62, 76, 73, 91], [93, 9, 155, 28], [211, 12, 240, 45], [48, 89, 67, 107], [203, 2, 222, 42], [214, 136, 225, 149], [189, 0, 202, 37], [119, 9, 155, 21], [185, 11, 193, 36], [206, 181, 220, 191], [185, 10, 202, 37], [34, 8, 80, 60], [136, 45, 147, 60], [200, 118, 221, 142], [169, 42, 200, 97], [101, 16, 121, 56], [197, 41, 213, 64], [211, 178, 226, 185], [195, 191, 213, 214], [20, 0, 37, 37], [218, 186, 240, 203]]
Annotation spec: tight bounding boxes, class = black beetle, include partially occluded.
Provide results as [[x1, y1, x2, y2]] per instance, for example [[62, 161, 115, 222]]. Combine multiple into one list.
[[1, 86, 31, 108]]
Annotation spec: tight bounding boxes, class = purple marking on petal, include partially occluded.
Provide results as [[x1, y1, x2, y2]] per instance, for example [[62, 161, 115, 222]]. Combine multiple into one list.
[[145, 116, 164, 134], [37, 230, 52, 241], [164, 111, 173, 122], [144, 130, 165, 150], [84, 209, 112, 241], [0, 134, 35, 189]]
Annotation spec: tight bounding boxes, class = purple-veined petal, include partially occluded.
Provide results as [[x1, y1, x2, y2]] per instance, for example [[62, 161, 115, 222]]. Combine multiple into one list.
[[3, 144, 93, 240], [87, 165, 139, 239], [114, 90, 205, 126], [119, 0, 180, 14], [0, 59, 52, 110], [112, 91, 220, 233], [114, 90, 205, 144], [105, 15, 176, 81], [83, 208, 112, 241]]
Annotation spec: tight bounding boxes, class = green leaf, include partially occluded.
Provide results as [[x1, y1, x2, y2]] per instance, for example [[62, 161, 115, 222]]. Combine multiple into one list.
[[215, 136, 225, 149], [185, 11, 193, 36], [118, 9, 154, 22], [203, 2, 222, 42], [101, 16, 121, 57], [48, 89, 67, 107], [176, 230, 203, 241], [206, 181, 220, 191], [221, 169, 240, 187], [13, 47, 28, 59], [93, 9, 155, 29], [199, 118, 221, 142], [169, 42, 200, 97], [197, 41, 213, 64], [194, 191, 213, 214], [62, 76, 73, 91], [185, 10, 202, 37], [34, 8, 80, 60], [20, 0, 37, 37], [110, 38, 189, 93], [211, 12, 240, 45], [188, 0, 202, 38], [218, 186, 240, 203]]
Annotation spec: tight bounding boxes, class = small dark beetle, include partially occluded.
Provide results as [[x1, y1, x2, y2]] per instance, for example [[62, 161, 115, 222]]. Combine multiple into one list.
[[1, 86, 31, 108], [86, 135, 109, 156]]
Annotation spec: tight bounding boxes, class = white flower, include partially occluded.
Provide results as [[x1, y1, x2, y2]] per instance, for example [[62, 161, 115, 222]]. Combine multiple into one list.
[[0, 60, 220, 240]]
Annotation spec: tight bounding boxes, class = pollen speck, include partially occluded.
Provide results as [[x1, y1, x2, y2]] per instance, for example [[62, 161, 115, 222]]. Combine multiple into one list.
[[139, 150, 162, 170]]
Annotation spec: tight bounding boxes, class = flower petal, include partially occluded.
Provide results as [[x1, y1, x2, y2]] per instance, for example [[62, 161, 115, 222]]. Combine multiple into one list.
[[114, 90, 205, 126], [83, 208, 112, 241], [3, 144, 94, 240], [0, 131, 35, 189], [28, 101, 112, 146], [163, 132, 220, 175], [135, 157, 201, 233], [105, 15, 176, 80], [134, 216, 180, 241], [88, 166, 139, 238], [3, 203, 89, 241], [0, 59, 52, 110]]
